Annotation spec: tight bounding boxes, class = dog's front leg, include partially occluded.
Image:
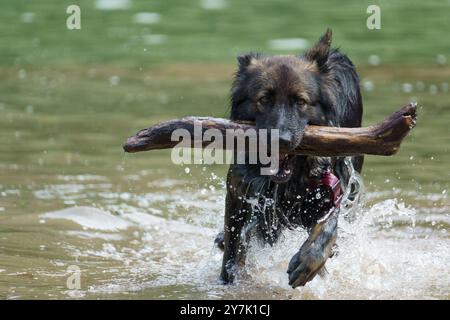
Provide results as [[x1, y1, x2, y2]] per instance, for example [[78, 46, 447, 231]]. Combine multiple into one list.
[[287, 157, 341, 288], [287, 212, 337, 288], [220, 191, 248, 284]]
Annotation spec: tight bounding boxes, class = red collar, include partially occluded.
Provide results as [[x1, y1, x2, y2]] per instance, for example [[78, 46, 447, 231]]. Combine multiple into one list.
[[310, 168, 342, 208]]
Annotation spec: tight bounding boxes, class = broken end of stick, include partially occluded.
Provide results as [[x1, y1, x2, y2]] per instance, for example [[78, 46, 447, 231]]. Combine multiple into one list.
[[373, 102, 418, 155], [384, 101, 417, 128], [123, 142, 132, 153], [403, 101, 418, 128], [123, 138, 138, 153], [123, 129, 150, 153]]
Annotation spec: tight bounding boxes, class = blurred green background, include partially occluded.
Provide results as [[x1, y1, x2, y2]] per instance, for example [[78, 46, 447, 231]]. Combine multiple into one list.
[[0, 0, 449, 300], [2, 0, 449, 66]]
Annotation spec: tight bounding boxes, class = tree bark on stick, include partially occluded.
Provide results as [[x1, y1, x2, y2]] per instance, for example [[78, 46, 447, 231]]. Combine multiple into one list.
[[123, 103, 417, 157]]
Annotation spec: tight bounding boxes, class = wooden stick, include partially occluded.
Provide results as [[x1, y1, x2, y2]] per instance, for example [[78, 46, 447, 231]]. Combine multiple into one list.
[[123, 102, 417, 156]]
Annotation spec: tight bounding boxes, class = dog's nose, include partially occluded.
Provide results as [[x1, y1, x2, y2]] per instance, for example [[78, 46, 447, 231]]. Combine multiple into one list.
[[278, 132, 293, 150]]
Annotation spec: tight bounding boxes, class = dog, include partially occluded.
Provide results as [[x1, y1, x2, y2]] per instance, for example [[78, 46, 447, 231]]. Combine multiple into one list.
[[215, 29, 364, 288]]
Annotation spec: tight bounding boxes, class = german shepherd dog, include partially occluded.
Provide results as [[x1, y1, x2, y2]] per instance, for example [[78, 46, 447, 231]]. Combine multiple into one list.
[[215, 29, 364, 288]]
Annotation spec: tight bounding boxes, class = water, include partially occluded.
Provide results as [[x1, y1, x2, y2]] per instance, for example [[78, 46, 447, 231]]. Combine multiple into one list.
[[0, 51, 449, 299], [0, 155, 448, 299]]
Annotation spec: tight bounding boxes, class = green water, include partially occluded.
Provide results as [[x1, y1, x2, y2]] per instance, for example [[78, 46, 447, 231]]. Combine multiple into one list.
[[0, 0, 449, 299]]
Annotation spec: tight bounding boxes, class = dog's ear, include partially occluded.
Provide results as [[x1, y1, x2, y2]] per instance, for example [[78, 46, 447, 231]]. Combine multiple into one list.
[[305, 28, 332, 70], [237, 53, 260, 70]]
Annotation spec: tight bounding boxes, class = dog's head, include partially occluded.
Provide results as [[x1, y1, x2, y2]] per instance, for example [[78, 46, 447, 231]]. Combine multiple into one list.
[[230, 29, 340, 183]]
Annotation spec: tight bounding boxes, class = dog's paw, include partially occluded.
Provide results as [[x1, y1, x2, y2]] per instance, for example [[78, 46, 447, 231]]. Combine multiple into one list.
[[287, 215, 337, 288], [287, 243, 328, 288]]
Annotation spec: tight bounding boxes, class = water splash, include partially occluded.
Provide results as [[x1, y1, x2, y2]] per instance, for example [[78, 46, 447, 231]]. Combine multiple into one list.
[[37, 170, 449, 299], [340, 157, 366, 222]]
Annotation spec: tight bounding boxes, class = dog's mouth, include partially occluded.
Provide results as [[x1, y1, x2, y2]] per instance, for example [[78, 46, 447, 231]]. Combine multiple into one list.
[[269, 154, 295, 183]]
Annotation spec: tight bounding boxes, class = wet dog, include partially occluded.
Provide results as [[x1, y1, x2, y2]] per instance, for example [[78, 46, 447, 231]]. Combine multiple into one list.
[[215, 29, 364, 287]]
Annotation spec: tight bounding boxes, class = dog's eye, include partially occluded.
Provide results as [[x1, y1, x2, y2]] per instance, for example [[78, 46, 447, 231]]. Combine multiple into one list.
[[256, 96, 268, 112], [296, 97, 307, 107], [258, 96, 269, 105]]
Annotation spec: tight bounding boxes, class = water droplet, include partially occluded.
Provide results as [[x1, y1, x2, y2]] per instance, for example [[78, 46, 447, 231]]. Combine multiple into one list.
[[109, 75, 120, 86], [429, 84, 438, 95], [402, 83, 413, 93], [18, 69, 27, 80], [201, 0, 227, 10], [368, 54, 380, 66], [436, 54, 447, 65], [132, 12, 161, 25], [21, 12, 35, 24], [363, 79, 374, 92], [416, 81, 425, 91]]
